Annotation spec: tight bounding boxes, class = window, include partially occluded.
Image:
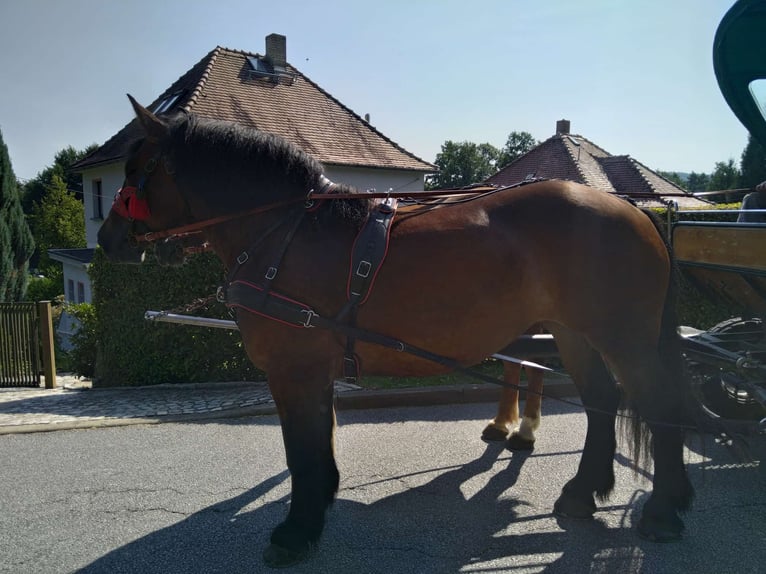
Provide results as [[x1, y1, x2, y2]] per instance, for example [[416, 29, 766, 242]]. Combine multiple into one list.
[[67, 279, 75, 303], [77, 282, 85, 304], [92, 179, 103, 220], [152, 92, 184, 114]]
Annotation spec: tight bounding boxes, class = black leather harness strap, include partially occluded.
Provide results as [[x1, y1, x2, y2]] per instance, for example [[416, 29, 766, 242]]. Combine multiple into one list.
[[225, 277, 515, 387], [336, 197, 398, 382], [225, 195, 398, 384]]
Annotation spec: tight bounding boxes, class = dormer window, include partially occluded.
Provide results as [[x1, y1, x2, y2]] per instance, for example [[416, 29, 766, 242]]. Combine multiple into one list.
[[152, 91, 184, 114], [246, 55, 296, 85]]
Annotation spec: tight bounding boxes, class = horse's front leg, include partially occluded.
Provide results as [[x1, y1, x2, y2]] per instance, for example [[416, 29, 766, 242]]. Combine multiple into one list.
[[264, 369, 339, 568], [482, 361, 521, 441]]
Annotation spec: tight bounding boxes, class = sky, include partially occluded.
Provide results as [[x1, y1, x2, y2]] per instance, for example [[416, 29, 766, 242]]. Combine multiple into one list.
[[0, 0, 748, 182]]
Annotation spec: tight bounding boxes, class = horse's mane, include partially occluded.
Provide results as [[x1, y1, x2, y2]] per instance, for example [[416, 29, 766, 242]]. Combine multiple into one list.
[[162, 113, 371, 226]]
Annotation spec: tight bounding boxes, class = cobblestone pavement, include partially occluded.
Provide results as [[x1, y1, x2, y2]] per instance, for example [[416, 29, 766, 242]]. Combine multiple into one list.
[[0, 375, 361, 433]]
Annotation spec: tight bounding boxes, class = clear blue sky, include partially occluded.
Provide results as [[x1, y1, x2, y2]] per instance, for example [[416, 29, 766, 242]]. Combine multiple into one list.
[[0, 0, 747, 182]]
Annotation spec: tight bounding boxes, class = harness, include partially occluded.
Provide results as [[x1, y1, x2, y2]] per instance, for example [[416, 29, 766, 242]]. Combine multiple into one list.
[[115, 172, 738, 436], [110, 169, 542, 385], [225, 194, 398, 383]]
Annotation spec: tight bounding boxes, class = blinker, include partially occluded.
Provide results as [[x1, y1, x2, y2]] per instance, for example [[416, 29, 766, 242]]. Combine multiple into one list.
[[112, 185, 151, 221]]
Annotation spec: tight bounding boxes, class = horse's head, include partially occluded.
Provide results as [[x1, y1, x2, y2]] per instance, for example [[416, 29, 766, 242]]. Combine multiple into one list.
[[97, 95, 189, 264]]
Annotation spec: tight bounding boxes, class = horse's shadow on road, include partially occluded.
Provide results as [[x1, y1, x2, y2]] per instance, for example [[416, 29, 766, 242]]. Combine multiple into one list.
[[77, 442, 651, 574]]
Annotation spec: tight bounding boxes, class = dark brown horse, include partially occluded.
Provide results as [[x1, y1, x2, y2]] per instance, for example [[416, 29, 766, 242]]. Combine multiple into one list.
[[98, 97, 696, 567]]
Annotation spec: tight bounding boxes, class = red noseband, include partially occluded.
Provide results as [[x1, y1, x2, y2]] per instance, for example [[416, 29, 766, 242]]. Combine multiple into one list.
[[112, 186, 151, 221]]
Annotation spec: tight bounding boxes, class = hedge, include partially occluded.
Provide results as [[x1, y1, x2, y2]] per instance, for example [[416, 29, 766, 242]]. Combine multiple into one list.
[[88, 202, 743, 387], [90, 248, 263, 387], [655, 203, 745, 329]]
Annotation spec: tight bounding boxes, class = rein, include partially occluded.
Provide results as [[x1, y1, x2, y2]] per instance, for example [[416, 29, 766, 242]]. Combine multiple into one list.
[[126, 182, 510, 246]]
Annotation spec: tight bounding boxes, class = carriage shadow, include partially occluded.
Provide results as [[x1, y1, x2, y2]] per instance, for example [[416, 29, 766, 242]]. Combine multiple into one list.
[[76, 441, 656, 574]]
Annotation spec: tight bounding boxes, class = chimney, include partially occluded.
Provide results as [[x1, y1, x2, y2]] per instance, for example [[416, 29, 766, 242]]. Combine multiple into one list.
[[265, 33, 287, 71], [556, 119, 570, 135]]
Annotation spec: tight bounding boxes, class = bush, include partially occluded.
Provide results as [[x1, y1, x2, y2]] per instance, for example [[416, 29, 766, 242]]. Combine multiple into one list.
[[25, 272, 63, 302], [90, 248, 264, 387], [62, 302, 98, 377]]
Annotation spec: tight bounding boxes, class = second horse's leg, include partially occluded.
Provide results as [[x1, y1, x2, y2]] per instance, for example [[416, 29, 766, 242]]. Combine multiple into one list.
[[506, 365, 544, 450], [482, 361, 521, 441]]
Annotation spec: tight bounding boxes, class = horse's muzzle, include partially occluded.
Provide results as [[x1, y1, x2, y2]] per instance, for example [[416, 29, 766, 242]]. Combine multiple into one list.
[[97, 216, 145, 263]]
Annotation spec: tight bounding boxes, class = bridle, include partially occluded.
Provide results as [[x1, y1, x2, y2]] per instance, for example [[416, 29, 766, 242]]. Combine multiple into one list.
[[110, 157, 509, 249]]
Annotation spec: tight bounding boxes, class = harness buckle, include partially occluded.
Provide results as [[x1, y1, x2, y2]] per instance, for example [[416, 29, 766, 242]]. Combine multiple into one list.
[[236, 252, 249, 265], [356, 260, 372, 278], [300, 309, 317, 328], [265, 267, 278, 281]]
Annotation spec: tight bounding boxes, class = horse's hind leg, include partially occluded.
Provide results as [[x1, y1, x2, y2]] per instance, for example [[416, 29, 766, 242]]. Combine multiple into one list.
[[482, 361, 521, 442], [550, 328, 620, 519], [263, 370, 340, 567], [605, 348, 693, 541]]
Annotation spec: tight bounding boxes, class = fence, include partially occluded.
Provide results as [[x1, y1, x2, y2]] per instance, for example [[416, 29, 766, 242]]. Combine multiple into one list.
[[0, 301, 56, 388]]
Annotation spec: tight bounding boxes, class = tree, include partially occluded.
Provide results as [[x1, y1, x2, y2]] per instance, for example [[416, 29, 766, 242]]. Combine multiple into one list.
[[427, 140, 500, 189], [0, 128, 35, 301], [706, 159, 741, 192], [30, 174, 85, 275], [738, 134, 766, 189], [657, 170, 687, 189], [21, 144, 97, 213], [496, 131, 537, 170], [686, 171, 710, 193]]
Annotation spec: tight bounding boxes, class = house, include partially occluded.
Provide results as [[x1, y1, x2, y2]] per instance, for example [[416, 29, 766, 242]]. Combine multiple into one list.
[[63, 34, 435, 309], [487, 120, 708, 208]]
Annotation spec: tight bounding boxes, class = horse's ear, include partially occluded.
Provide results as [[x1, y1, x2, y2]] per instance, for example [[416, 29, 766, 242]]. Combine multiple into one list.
[[127, 94, 167, 142]]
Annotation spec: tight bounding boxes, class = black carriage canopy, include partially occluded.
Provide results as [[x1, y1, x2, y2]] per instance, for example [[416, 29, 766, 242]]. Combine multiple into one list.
[[714, 0, 766, 147]]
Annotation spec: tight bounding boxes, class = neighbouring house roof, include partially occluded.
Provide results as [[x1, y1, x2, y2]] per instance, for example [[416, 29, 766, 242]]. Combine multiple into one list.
[[73, 38, 434, 174], [487, 122, 708, 208], [48, 248, 95, 267]]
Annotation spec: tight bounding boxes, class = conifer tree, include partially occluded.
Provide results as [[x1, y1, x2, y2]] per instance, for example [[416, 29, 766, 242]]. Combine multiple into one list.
[[0, 129, 35, 301]]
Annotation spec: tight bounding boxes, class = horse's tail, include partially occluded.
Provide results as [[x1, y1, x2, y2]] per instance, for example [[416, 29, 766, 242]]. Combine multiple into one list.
[[621, 208, 693, 471], [633, 210, 753, 462]]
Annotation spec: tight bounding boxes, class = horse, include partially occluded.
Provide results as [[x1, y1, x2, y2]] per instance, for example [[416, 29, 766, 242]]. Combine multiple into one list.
[[483, 331, 546, 450], [98, 96, 697, 567]]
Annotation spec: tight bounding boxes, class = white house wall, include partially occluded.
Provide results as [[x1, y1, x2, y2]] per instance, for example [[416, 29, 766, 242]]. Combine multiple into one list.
[[83, 163, 124, 247], [324, 166, 425, 194]]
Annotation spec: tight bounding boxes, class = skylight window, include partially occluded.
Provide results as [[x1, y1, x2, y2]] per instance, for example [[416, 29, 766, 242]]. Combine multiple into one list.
[[246, 55, 296, 85], [247, 56, 273, 75], [152, 92, 184, 114]]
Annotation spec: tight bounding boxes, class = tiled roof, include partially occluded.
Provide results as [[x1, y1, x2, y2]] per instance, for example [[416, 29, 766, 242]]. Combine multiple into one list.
[[487, 131, 708, 208], [74, 46, 434, 173]]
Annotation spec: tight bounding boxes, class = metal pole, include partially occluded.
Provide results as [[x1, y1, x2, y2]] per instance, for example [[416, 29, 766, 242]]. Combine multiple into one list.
[[144, 311, 239, 330]]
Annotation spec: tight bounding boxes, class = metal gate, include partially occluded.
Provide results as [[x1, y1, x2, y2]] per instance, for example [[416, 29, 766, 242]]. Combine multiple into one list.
[[0, 302, 42, 387]]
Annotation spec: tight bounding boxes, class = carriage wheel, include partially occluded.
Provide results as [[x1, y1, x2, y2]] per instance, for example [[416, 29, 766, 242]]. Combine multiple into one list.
[[689, 317, 765, 421]]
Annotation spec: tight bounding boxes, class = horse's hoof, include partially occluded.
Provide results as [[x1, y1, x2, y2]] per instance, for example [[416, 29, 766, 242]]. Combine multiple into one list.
[[481, 424, 509, 442], [637, 512, 684, 542], [506, 432, 535, 451], [554, 490, 596, 519], [262, 543, 310, 569]]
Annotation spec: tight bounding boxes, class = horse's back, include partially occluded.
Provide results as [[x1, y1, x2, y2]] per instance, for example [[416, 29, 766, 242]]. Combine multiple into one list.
[[357, 180, 671, 372]]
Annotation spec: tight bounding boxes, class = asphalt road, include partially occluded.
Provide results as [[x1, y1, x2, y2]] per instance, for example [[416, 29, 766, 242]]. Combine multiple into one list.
[[0, 401, 763, 574]]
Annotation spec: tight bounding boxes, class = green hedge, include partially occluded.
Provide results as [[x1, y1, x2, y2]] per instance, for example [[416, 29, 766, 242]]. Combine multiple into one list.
[[655, 203, 745, 329], [90, 248, 263, 387]]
